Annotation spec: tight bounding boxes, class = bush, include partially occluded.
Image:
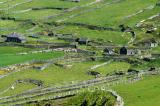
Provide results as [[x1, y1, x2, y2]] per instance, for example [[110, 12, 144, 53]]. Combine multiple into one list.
[[66, 90, 116, 106]]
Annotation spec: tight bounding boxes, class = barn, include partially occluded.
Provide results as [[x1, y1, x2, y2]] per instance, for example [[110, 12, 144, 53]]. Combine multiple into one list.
[[5, 32, 26, 43], [120, 47, 136, 56]]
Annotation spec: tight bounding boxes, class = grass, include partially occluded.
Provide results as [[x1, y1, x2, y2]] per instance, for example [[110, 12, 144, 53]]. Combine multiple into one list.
[[9, 9, 61, 20], [0, 62, 95, 97], [0, 0, 159, 105], [0, 20, 19, 29], [0, 46, 34, 55], [65, 0, 158, 27], [123, 6, 160, 26], [57, 25, 131, 45], [0, 61, 131, 97], [8, 0, 94, 11], [0, 46, 65, 67], [0, 51, 63, 67], [112, 76, 160, 106], [93, 62, 131, 75], [1, 0, 158, 44]]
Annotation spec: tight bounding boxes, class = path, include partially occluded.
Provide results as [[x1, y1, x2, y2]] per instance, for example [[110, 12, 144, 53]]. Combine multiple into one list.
[[123, 5, 155, 20], [90, 59, 113, 70], [0, 0, 33, 10], [0, 82, 17, 95], [0, 0, 14, 5]]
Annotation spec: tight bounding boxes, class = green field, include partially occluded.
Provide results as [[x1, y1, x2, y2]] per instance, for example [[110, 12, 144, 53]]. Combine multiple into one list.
[[112, 76, 160, 106], [0, 46, 63, 66], [0, 60, 131, 97], [0, 0, 159, 105]]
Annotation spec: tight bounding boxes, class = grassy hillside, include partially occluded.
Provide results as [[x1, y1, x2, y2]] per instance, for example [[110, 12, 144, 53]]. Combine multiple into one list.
[[0, 0, 159, 105], [113, 76, 160, 106]]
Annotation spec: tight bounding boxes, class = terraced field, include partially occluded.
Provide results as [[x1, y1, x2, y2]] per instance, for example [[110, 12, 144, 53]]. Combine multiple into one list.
[[0, 0, 160, 106]]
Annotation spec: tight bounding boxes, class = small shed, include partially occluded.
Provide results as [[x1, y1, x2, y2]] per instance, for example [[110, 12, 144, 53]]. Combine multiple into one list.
[[156, 2, 160, 6], [127, 49, 136, 56], [77, 37, 90, 45], [103, 48, 114, 55], [120, 47, 127, 55], [5, 32, 26, 43], [72, 0, 80, 2], [127, 69, 139, 75], [120, 47, 136, 56], [145, 39, 158, 48]]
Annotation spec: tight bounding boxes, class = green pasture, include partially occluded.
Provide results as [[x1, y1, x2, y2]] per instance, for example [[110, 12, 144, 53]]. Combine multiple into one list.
[[0, 61, 130, 97], [0, 0, 159, 105], [0, 49, 63, 66], [0, 20, 19, 28], [57, 25, 131, 44], [8, 9, 61, 20], [1, 0, 94, 11], [0, 46, 33, 55], [93, 62, 130, 75], [123, 6, 160, 26], [64, 0, 158, 27], [112, 76, 160, 106]]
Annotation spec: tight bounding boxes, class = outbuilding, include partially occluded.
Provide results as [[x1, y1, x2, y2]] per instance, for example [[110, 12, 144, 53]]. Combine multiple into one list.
[[120, 47, 136, 56], [103, 48, 114, 55], [5, 32, 26, 43], [77, 37, 90, 45], [72, 0, 80, 2]]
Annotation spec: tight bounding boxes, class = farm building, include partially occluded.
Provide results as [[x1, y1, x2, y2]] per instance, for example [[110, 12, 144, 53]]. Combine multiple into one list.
[[156, 2, 160, 6], [103, 48, 114, 55], [72, 0, 80, 2], [5, 32, 26, 43], [77, 37, 90, 45], [120, 47, 136, 56]]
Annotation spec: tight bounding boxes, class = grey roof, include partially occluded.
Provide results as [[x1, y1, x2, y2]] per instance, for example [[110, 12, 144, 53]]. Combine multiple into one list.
[[72, 0, 80, 2], [79, 38, 90, 42], [7, 32, 26, 40]]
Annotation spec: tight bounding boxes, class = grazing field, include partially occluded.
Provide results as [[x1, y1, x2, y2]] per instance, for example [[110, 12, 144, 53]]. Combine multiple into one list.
[[57, 25, 131, 44], [112, 76, 160, 106], [0, 46, 63, 66], [64, 0, 159, 27], [0, 46, 33, 54], [0, 0, 159, 105], [0, 60, 131, 97], [0, 52, 63, 67]]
